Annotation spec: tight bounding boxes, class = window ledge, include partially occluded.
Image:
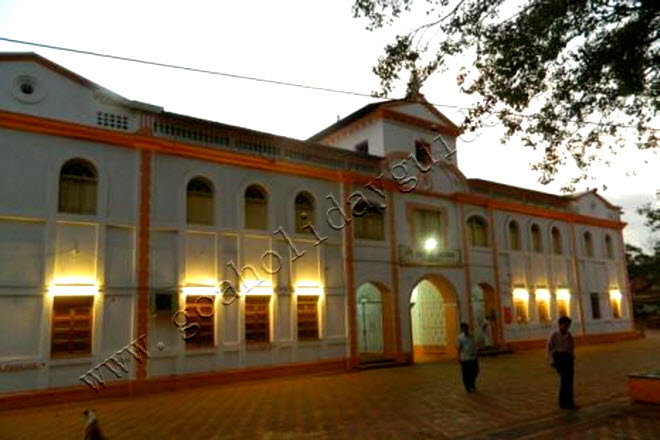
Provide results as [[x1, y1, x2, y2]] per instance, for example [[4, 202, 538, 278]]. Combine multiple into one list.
[[184, 347, 217, 355], [245, 342, 272, 351], [49, 356, 93, 367]]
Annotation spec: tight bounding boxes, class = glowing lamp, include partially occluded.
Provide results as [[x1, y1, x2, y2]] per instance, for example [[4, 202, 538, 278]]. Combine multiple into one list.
[[535, 289, 550, 301], [49, 284, 98, 296], [556, 289, 571, 301], [295, 282, 323, 296], [424, 237, 438, 251], [512, 288, 529, 300], [242, 279, 272, 295], [609, 289, 622, 300], [182, 285, 219, 296]]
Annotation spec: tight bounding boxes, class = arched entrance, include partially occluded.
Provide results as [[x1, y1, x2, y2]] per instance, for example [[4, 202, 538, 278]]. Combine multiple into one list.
[[409, 275, 459, 362], [357, 283, 385, 360], [472, 283, 500, 348]]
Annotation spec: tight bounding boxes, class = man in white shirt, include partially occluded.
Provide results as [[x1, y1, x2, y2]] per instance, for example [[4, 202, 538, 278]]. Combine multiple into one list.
[[547, 316, 576, 409], [456, 322, 479, 393]]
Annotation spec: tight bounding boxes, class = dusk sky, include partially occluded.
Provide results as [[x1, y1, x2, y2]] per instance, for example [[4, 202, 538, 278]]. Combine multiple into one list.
[[1, 0, 658, 249]]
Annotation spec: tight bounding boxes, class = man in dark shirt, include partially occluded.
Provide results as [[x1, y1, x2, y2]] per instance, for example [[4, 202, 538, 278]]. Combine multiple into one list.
[[547, 316, 576, 409]]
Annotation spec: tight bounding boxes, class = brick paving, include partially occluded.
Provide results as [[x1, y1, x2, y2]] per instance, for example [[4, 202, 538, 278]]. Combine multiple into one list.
[[0, 331, 659, 440]]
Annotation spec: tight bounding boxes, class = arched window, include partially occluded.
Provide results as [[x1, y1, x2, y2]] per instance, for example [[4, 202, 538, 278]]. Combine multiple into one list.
[[58, 159, 98, 214], [605, 234, 614, 259], [244, 185, 268, 230], [186, 177, 214, 225], [584, 231, 594, 257], [467, 216, 488, 247], [508, 221, 521, 250], [531, 224, 543, 253], [551, 227, 562, 255], [294, 192, 315, 233]]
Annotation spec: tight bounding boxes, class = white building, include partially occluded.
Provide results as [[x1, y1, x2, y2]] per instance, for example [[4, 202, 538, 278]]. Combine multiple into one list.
[[0, 53, 635, 397]]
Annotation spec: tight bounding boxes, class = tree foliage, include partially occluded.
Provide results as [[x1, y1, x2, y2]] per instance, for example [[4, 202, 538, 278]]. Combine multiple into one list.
[[627, 203, 660, 295], [353, 0, 660, 190]]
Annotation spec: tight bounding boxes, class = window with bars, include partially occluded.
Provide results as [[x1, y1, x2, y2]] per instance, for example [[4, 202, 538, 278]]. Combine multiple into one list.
[[245, 185, 268, 230], [245, 296, 270, 344], [58, 159, 98, 215], [51, 296, 93, 357], [297, 295, 319, 340], [508, 221, 521, 250], [187, 177, 214, 225], [184, 295, 215, 349], [590, 293, 601, 319], [467, 215, 488, 247], [353, 200, 385, 241], [294, 192, 315, 233]]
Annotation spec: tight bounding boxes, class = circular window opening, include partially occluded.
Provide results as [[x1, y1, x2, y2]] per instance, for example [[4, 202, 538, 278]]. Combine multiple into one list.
[[12, 75, 46, 104], [20, 83, 34, 95]]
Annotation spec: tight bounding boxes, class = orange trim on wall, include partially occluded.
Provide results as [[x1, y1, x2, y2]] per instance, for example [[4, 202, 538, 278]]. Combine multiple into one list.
[[507, 331, 640, 351], [0, 110, 367, 185], [0, 358, 346, 411], [568, 222, 587, 337], [405, 202, 450, 252], [454, 193, 626, 230], [0, 110, 626, 232], [388, 190, 403, 360], [458, 202, 474, 328], [136, 150, 151, 380], [342, 182, 358, 368], [487, 205, 504, 345]]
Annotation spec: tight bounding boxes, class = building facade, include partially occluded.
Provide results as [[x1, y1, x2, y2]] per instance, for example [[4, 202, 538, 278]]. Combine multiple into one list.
[[0, 53, 635, 395]]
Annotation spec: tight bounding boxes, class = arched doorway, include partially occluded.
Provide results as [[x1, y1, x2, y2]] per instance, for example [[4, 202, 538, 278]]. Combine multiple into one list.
[[409, 275, 459, 362], [472, 283, 499, 348], [356, 283, 385, 359]]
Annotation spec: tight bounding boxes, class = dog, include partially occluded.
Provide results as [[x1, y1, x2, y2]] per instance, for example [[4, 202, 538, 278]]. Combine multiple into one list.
[[83, 409, 107, 440]]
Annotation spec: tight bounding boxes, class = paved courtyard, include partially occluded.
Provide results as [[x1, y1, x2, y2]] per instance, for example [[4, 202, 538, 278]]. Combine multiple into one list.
[[1, 332, 659, 439]]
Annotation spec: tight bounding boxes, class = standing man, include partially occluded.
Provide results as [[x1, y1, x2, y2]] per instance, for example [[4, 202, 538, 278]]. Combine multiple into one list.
[[547, 316, 576, 409], [457, 322, 479, 393]]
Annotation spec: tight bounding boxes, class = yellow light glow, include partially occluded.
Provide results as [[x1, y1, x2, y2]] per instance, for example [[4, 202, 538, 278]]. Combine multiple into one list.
[[424, 237, 438, 251], [535, 289, 550, 301], [52, 277, 96, 286], [609, 289, 622, 300], [49, 284, 98, 296], [295, 286, 323, 296], [513, 288, 529, 300], [182, 285, 219, 296], [557, 289, 571, 301], [241, 279, 272, 295]]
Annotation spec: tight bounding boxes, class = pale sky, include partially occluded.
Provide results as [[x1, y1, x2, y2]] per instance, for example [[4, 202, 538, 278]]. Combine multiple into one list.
[[0, 0, 657, 250]]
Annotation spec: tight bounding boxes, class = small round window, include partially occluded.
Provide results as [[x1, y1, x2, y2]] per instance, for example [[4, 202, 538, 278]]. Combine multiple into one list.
[[12, 75, 46, 103]]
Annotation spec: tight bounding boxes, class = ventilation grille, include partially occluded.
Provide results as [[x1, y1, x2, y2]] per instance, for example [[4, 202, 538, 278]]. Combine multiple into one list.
[[97, 112, 129, 130], [154, 122, 230, 146]]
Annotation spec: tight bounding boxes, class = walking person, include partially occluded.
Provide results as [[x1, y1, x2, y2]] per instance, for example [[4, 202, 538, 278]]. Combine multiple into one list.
[[547, 316, 577, 409], [456, 322, 479, 393]]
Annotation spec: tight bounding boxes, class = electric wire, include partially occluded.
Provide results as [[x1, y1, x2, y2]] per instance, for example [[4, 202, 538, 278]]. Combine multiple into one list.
[[0, 36, 658, 132]]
